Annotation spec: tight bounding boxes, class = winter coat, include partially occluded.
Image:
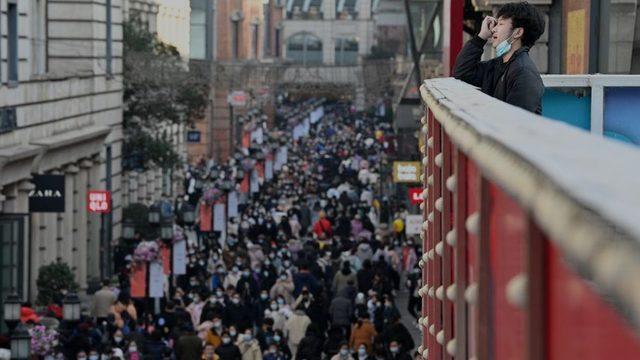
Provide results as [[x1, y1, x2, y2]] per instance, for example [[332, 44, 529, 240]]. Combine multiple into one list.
[[237, 339, 263, 360], [216, 343, 243, 360], [332, 271, 357, 295], [453, 36, 544, 114], [284, 311, 312, 347], [270, 280, 295, 305], [349, 320, 377, 353], [329, 293, 353, 327]]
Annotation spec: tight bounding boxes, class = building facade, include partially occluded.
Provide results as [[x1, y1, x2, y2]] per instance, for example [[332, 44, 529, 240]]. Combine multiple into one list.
[[282, 0, 376, 65], [0, 0, 124, 302]]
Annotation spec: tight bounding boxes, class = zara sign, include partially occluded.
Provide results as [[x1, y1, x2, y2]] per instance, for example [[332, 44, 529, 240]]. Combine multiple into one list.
[[29, 175, 65, 212]]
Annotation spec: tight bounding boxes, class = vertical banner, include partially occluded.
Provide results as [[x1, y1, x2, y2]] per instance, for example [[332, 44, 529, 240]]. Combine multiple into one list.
[[213, 203, 226, 232], [280, 146, 288, 165], [148, 262, 165, 298], [265, 158, 274, 180], [242, 132, 250, 149], [240, 174, 250, 193], [161, 245, 171, 275], [130, 263, 147, 298], [275, 150, 284, 171], [250, 169, 259, 193], [199, 202, 212, 232], [228, 191, 239, 218], [172, 240, 187, 275], [564, 0, 590, 74], [257, 162, 265, 181]]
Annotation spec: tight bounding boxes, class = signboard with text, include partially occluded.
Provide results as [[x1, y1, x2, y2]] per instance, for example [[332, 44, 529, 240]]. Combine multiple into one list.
[[409, 187, 424, 205], [187, 130, 201, 143], [393, 161, 422, 183], [87, 190, 111, 213], [228, 91, 247, 107], [29, 175, 65, 212], [405, 215, 423, 235]]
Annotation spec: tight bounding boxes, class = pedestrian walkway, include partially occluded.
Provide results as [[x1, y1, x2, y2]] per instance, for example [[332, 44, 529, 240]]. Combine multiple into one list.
[[396, 289, 421, 351]]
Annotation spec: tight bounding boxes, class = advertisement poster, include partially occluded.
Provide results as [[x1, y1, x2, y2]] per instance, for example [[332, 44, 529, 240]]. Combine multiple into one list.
[[405, 215, 424, 235], [173, 240, 187, 275], [149, 262, 165, 298]]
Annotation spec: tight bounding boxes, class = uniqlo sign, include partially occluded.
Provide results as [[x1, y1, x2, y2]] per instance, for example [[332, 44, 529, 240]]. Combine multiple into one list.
[[87, 190, 111, 213], [409, 187, 424, 205]]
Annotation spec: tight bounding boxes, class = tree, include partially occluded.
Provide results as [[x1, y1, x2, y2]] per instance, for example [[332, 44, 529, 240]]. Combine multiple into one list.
[[123, 18, 209, 170], [36, 262, 79, 306]]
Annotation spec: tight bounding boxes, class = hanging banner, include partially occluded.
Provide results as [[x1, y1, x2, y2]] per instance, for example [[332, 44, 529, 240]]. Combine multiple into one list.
[[310, 106, 324, 124], [149, 262, 165, 298], [240, 174, 250, 193], [302, 117, 311, 137], [275, 149, 284, 171], [252, 127, 264, 144], [130, 263, 147, 298], [405, 215, 424, 235], [161, 245, 171, 275], [29, 175, 65, 213], [199, 202, 212, 232], [213, 203, 226, 231], [280, 146, 288, 165], [257, 162, 265, 181], [265, 159, 274, 180], [250, 169, 259, 193], [242, 132, 250, 149], [228, 191, 239, 218], [172, 240, 187, 275]]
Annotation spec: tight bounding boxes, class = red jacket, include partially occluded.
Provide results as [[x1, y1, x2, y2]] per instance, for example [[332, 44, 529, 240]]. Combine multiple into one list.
[[313, 218, 333, 238]]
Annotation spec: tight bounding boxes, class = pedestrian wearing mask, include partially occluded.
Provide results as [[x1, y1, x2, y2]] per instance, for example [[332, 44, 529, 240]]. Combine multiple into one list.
[[283, 306, 311, 358], [206, 315, 224, 347], [216, 332, 242, 360], [237, 329, 263, 360], [384, 341, 411, 360], [175, 323, 203, 360], [354, 344, 370, 360], [126, 341, 142, 360], [224, 266, 242, 289], [202, 344, 219, 360], [263, 344, 286, 360], [269, 273, 295, 305], [330, 342, 355, 360]]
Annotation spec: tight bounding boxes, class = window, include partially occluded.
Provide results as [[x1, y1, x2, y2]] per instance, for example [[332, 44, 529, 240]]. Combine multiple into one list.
[[264, 2, 271, 55], [286, 33, 323, 64], [286, 0, 323, 19], [252, 24, 259, 59], [190, 0, 210, 60], [0, 214, 26, 333], [335, 38, 358, 65], [336, 0, 358, 19], [275, 28, 281, 58], [232, 21, 240, 59], [0, 108, 17, 134], [8, 2, 19, 83], [106, 0, 113, 75], [31, 0, 46, 75]]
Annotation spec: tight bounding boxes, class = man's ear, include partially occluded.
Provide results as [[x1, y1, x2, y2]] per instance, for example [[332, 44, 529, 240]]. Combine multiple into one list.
[[513, 27, 525, 40]]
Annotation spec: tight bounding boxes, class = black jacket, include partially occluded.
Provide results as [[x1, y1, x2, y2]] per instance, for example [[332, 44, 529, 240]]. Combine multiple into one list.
[[453, 35, 544, 114]]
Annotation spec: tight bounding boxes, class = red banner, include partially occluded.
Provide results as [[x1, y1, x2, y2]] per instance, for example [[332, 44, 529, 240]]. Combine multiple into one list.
[[240, 174, 250, 193], [199, 202, 212, 232], [130, 263, 147, 298], [161, 246, 171, 275], [409, 187, 424, 205]]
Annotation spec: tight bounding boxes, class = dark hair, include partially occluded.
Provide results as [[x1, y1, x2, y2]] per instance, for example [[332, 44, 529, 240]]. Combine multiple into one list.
[[497, 2, 545, 47]]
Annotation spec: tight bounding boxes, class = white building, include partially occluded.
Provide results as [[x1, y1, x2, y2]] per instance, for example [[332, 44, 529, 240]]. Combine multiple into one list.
[[282, 0, 376, 65], [0, 0, 124, 301]]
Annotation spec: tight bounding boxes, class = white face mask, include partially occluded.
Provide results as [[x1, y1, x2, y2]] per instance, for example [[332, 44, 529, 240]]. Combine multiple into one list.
[[340, 349, 350, 356], [129, 347, 137, 353], [114, 336, 123, 343], [358, 348, 367, 356], [89, 355, 99, 360]]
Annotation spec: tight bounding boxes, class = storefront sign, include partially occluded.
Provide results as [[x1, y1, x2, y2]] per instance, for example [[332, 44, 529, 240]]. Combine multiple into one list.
[[29, 175, 65, 212], [405, 215, 424, 235], [393, 161, 422, 183], [409, 187, 424, 205], [187, 130, 201, 143], [87, 190, 111, 213], [228, 91, 247, 107]]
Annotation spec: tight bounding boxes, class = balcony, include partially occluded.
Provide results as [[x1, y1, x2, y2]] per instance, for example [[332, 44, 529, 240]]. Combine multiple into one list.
[[417, 77, 640, 358]]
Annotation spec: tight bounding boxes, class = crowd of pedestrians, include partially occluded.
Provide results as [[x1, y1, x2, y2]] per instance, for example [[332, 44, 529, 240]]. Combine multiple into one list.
[[6, 98, 422, 360]]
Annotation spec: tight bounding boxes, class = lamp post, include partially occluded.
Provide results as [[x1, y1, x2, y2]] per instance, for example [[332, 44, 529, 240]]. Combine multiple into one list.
[[3, 293, 31, 360], [122, 219, 135, 241], [179, 203, 196, 226], [148, 203, 161, 225], [62, 292, 81, 325]]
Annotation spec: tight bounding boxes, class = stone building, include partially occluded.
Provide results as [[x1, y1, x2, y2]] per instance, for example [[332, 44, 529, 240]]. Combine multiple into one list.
[[0, 0, 124, 301]]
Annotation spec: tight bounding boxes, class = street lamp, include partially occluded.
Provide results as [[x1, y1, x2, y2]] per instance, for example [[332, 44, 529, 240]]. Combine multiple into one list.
[[122, 219, 135, 240], [148, 204, 161, 225], [179, 203, 196, 226], [10, 323, 31, 360], [62, 292, 81, 323], [3, 292, 21, 330], [160, 221, 174, 242]]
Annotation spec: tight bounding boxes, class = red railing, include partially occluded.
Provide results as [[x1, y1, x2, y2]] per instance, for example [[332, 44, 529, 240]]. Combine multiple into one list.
[[418, 78, 640, 359]]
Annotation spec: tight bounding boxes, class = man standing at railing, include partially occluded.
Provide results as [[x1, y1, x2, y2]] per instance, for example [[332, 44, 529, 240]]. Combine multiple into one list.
[[453, 2, 545, 114]]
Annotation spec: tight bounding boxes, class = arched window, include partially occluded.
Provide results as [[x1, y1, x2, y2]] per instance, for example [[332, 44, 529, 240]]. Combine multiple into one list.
[[286, 33, 323, 64], [335, 38, 359, 65]]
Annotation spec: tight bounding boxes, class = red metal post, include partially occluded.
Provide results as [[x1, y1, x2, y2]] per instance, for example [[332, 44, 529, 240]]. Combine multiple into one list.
[[443, 0, 464, 76]]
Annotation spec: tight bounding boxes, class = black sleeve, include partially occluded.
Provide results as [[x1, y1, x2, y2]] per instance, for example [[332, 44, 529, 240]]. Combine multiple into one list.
[[505, 68, 544, 114], [453, 35, 492, 87]]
